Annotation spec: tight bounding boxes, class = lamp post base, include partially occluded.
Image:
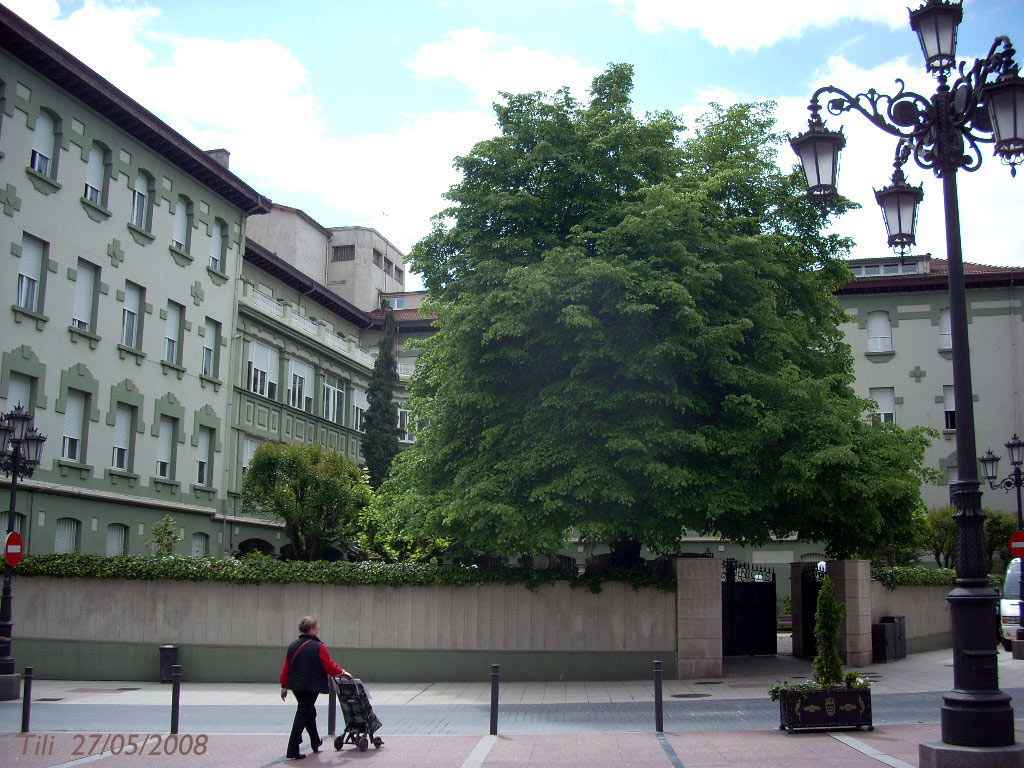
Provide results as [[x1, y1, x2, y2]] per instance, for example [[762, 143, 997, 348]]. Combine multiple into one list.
[[0, 672, 21, 701], [920, 741, 1024, 768]]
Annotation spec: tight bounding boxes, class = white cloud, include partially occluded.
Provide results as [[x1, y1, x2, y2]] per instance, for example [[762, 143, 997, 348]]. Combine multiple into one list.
[[674, 56, 1023, 269], [611, 0, 907, 51], [409, 28, 600, 106]]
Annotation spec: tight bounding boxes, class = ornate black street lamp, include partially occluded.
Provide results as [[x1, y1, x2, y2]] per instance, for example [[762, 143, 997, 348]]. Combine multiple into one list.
[[0, 404, 46, 690], [981, 436, 1024, 642], [791, 0, 1024, 753]]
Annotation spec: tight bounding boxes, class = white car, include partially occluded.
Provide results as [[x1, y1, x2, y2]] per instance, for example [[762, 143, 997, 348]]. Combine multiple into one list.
[[1000, 558, 1022, 651]]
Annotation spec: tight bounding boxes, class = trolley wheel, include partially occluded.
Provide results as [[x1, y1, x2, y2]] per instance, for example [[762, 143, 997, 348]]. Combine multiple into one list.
[[334, 735, 344, 751], [357, 735, 369, 751], [373, 736, 383, 749]]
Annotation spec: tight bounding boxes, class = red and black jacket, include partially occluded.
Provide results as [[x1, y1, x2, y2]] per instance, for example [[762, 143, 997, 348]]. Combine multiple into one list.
[[280, 633, 344, 693]]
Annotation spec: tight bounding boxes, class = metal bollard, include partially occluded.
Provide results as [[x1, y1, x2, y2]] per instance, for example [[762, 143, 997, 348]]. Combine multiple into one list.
[[170, 664, 181, 735], [653, 660, 664, 733], [489, 664, 500, 736], [21, 667, 33, 733], [328, 680, 337, 735]]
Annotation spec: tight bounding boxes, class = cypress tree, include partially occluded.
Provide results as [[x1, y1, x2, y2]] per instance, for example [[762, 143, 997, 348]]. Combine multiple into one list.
[[363, 301, 400, 489]]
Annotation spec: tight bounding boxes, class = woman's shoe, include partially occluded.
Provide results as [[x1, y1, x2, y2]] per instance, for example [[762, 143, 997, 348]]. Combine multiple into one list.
[[286, 754, 306, 760], [311, 739, 322, 753]]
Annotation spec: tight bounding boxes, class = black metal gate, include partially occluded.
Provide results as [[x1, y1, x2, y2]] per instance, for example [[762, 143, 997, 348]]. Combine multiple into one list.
[[797, 563, 826, 659], [721, 559, 777, 656]]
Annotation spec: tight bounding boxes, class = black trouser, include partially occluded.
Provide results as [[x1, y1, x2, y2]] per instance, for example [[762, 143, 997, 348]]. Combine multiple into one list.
[[287, 690, 321, 756]]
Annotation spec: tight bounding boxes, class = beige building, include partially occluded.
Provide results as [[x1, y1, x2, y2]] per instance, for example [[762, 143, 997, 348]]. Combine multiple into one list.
[[837, 254, 1024, 513]]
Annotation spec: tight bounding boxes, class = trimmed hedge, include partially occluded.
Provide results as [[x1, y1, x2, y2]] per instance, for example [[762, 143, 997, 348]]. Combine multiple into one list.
[[870, 565, 1003, 590], [9, 553, 677, 593]]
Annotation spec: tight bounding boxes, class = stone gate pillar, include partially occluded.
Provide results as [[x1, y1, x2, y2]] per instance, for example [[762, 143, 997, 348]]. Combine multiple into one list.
[[827, 559, 873, 667], [675, 556, 722, 679]]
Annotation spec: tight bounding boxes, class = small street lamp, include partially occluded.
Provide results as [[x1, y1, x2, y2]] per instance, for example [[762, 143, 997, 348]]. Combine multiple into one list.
[[0, 404, 46, 698], [791, 0, 1023, 755], [981, 436, 1024, 642]]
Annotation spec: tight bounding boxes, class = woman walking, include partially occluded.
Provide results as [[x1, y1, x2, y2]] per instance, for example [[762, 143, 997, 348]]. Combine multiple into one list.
[[280, 616, 348, 760]]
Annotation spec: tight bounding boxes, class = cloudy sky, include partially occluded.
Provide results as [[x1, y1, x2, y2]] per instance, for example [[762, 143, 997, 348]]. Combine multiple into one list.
[[9, 0, 1023, 289]]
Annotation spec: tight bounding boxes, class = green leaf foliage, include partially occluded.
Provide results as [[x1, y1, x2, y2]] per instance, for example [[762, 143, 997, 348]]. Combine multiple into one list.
[[148, 514, 180, 557], [381, 63, 933, 559], [813, 575, 845, 688], [12, 553, 675, 592], [870, 565, 958, 590], [923, 506, 1017, 571], [363, 301, 400, 490], [240, 442, 373, 560]]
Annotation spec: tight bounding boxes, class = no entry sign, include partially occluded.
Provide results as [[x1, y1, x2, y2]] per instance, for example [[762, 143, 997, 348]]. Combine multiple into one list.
[[3, 531, 23, 567], [1009, 531, 1024, 560]]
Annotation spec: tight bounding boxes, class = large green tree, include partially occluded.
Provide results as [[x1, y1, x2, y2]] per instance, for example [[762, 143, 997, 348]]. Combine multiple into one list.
[[362, 301, 400, 489], [382, 64, 932, 559], [241, 442, 372, 560]]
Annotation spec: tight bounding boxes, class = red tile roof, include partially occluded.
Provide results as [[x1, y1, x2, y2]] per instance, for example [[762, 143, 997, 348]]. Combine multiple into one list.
[[368, 308, 437, 323], [837, 258, 1024, 295]]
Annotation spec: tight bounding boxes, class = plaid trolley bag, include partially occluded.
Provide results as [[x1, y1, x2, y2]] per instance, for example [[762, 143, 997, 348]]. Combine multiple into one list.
[[331, 676, 383, 752]]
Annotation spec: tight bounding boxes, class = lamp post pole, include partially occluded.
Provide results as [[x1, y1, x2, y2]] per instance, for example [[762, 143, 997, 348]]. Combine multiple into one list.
[[0, 405, 45, 700], [790, 0, 1024, 752]]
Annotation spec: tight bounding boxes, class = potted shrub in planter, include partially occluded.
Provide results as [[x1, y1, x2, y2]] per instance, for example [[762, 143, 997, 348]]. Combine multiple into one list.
[[769, 575, 872, 733]]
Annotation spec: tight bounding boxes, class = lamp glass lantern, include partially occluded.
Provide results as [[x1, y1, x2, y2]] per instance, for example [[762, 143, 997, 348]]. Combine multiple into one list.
[[22, 428, 46, 469], [0, 419, 13, 458], [983, 76, 1024, 167], [4, 405, 32, 444], [1007, 434, 1024, 467], [980, 449, 1001, 482], [790, 122, 845, 199], [874, 171, 924, 253], [909, 0, 963, 73]]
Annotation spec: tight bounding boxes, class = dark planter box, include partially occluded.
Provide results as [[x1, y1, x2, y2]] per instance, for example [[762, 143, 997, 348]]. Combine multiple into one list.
[[778, 688, 872, 733]]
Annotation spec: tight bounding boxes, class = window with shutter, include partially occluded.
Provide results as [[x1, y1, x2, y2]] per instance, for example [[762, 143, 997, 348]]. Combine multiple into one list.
[[122, 283, 142, 348], [164, 302, 182, 363], [112, 404, 132, 470], [30, 111, 55, 176], [5, 373, 33, 414], [157, 416, 175, 478], [72, 261, 97, 332], [202, 319, 219, 377], [353, 388, 368, 432], [288, 359, 314, 412], [106, 523, 128, 556], [939, 308, 952, 349], [868, 387, 895, 424], [866, 311, 893, 353], [172, 197, 190, 251], [209, 220, 225, 272], [191, 532, 210, 557], [84, 145, 105, 204], [196, 427, 212, 486], [17, 235, 44, 312], [944, 386, 956, 430], [62, 390, 86, 462], [242, 437, 258, 474], [131, 173, 149, 229], [54, 518, 80, 554]]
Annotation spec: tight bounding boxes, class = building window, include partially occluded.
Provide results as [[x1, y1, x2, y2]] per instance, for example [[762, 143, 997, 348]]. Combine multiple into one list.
[[866, 311, 893, 353], [62, 389, 87, 462], [84, 143, 109, 205], [372, 249, 383, 268], [943, 385, 956, 430], [54, 517, 81, 554], [172, 196, 192, 252], [164, 301, 183, 364], [242, 437, 259, 474], [191, 532, 210, 557], [353, 388, 367, 432], [30, 110, 57, 177], [196, 426, 213, 486], [394, 267, 404, 284], [332, 245, 354, 262], [0, 512, 26, 535], [71, 260, 98, 332], [387, 297, 405, 309], [247, 341, 279, 399], [106, 523, 129, 556], [209, 219, 226, 272], [5, 373, 34, 415], [121, 282, 143, 348], [323, 374, 344, 424], [156, 416, 176, 479], [202, 318, 220, 378], [130, 172, 152, 230], [398, 408, 415, 443], [288, 359, 314, 412], [868, 387, 895, 424], [111, 404, 134, 471], [939, 308, 952, 349], [16, 234, 45, 313], [383, 257, 394, 276]]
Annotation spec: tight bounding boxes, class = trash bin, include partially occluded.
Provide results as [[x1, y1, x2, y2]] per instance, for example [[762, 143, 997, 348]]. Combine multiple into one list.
[[159, 645, 178, 684], [881, 615, 907, 659], [872, 622, 898, 662]]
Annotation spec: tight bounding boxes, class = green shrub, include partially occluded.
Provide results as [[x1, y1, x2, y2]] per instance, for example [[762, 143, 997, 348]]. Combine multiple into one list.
[[13, 553, 676, 592]]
